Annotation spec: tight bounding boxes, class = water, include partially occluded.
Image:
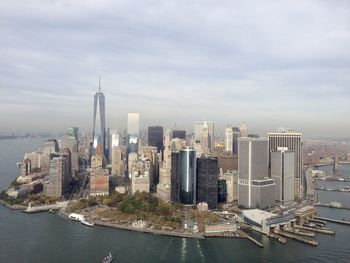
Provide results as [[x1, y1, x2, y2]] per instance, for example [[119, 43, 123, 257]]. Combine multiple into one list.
[[1, 139, 350, 263]]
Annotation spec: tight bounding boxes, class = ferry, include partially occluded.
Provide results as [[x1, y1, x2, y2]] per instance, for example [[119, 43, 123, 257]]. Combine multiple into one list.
[[81, 219, 94, 227], [101, 252, 113, 263]]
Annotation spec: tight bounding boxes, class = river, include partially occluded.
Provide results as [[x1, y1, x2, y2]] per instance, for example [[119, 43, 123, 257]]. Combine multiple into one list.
[[0, 138, 349, 262]]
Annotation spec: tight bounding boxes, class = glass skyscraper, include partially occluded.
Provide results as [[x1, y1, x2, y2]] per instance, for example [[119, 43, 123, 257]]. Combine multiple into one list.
[[92, 80, 106, 157], [179, 148, 197, 205]]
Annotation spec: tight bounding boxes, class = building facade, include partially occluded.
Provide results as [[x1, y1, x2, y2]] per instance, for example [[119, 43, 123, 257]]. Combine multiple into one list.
[[148, 126, 164, 153], [92, 81, 106, 157], [271, 148, 295, 204], [268, 131, 303, 199], [238, 137, 275, 209], [197, 157, 218, 209]]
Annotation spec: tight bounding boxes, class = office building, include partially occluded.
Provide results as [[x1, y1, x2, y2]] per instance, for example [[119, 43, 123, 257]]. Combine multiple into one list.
[[271, 147, 295, 205], [238, 137, 275, 209], [223, 170, 238, 203], [268, 131, 303, 199], [127, 113, 140, 137], [240, 123, 248, 137], [225, 127, 240, 154], [218, 154, 238, 174], [194, 121, 214, 151], [197, 157, 218, 209], [43, 152, 71, 198], [148, 126, 163, 152], [111, 147, 123, 176], [201, 122, 210, 155], [170, 152, 180, 202], [90, 174, 109, 196], [179, 148, 197, 205], [92, 78, 106, 157], [61, 128, 79, 176], [172, 130, 186, 139]]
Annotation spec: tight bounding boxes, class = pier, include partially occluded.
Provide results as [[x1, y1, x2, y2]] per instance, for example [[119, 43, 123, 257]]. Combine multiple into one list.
[[272, 230, 318, 246], [315, 203, 350, 211], [23, 201, 69, 213], [315, 217, 350, 226], [294, 224, 335, 235], [238, 230, 264, 248]]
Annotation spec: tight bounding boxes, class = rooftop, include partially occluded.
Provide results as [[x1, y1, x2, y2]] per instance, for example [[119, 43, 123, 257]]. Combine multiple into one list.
[[242, 209, 275, 223]]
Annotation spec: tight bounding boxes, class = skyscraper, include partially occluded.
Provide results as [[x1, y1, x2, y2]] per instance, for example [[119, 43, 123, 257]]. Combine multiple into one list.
[[148, 126, 163, 153], [92, 78, 106, 157], [170, 152, 179, 203], [240, 122, 248, 137], [194, 121, 214, 151], [225, 126, 240, 154], [271, 147, 295, 205], [268, 131, 303, 199], [179, 148, 197, 205], [238, 137, 275, 209], [197, 156, 218, 209], [127, 113, 140, 137]]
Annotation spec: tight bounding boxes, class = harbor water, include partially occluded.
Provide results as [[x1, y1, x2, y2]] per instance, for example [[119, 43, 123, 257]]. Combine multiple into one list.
[[0, 138, 350, 263]]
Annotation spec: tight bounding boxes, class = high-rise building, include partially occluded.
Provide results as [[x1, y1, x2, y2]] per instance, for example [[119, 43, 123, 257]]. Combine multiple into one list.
[[268, 131, 303, 199], [172, 130, 186, 139], [224, 170, 238, 203], [61, 128, 79, 176], [238, 137, 275, 209], [111, 147, 123, 176], [148, 126, 163, 153], [197, 157, 218, 209], [240, 123, 248, 137], [170, 152, 179, 203], [43, 152, 71, 198], [127, 113, 140, 137], [224, 127, 233, 153], [225, 127, 240, 154], [108, 129, 120, 162], [92, 78, 106, 157], [201, 122, 209, 155], [179, 148, 197, 205], [271, 147, 295, 205], [194, 121, 214, 151]]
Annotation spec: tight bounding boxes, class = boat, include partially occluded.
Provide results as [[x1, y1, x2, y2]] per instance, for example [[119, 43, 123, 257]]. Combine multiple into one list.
[[81, 219, 94, 227], [101, 252, 113, 263], [49, 209, 55, 213]]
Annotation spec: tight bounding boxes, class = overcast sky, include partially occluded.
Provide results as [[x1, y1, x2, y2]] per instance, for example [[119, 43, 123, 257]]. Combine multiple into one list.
[[1, 0, 349, 137]]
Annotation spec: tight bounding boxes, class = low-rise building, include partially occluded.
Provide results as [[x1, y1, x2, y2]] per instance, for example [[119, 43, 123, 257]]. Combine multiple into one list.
[[242, 209, 296, 234]]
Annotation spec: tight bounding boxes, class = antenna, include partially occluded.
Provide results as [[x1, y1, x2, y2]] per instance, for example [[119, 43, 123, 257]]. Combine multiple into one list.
[[98, 75, 101, 92]]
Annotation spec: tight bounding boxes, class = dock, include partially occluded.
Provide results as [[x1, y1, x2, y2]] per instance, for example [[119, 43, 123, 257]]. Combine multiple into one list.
[[294, 224, 335, 235], [315, 217, 350, 226], [272, 230, 318, 246], [238, 230, 264, 248], [23, 201, 69, 213]]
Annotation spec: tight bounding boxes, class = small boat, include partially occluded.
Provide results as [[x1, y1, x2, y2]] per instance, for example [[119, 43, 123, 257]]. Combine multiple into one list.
[[81, 219, 94, 227], [49, 209, 55, 213], [101, 252, 113, 263]]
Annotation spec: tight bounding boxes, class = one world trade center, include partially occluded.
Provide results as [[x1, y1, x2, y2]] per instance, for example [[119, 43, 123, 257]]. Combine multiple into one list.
[[92, 77, 106, 157]]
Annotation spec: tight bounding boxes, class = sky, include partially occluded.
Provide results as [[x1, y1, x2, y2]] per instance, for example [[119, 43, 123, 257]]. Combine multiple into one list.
[[1, 0, 350, 138]]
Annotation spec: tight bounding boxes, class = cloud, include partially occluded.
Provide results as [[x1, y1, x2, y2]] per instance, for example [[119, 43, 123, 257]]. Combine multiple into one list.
[[0, 0, 349, 137]]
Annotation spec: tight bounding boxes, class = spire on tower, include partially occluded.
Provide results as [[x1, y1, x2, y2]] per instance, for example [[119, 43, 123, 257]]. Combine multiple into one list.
[[98, 75, 101, 93]]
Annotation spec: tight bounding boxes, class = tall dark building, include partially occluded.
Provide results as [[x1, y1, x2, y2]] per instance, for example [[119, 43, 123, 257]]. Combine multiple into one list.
[[197, 157, 219, 209], [148, 126, 164, 152], [172, 130, 186, 139], [170, 152, 179, 202], [179, 148, 197, 205], [92, 77, 106, 157], [232, 127, 240, 155]]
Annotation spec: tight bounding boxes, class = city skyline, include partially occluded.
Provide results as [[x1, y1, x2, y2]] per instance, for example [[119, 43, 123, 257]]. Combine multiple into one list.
[[1, 1, 350, 137]]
